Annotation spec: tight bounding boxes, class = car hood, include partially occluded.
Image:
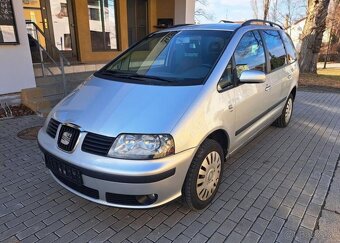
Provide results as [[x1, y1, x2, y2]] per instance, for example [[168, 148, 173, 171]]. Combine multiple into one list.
[[51, 76, 203, 137]]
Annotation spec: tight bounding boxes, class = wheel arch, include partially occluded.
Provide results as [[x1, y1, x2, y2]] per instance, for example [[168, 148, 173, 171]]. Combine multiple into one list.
[[290, 86, 297, 100], [206, 129, 230, 158]]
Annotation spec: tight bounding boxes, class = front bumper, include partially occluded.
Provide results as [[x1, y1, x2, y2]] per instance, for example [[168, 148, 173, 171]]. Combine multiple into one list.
[[38, 128, 196, 209]]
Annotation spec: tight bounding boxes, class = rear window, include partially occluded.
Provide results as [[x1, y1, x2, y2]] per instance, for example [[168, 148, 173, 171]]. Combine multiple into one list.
[[262, 30, 287, 71], [281, 32, 297, 63]]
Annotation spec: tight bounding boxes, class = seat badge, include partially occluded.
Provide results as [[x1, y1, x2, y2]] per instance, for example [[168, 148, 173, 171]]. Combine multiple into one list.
[[60, 131, 72, 146]]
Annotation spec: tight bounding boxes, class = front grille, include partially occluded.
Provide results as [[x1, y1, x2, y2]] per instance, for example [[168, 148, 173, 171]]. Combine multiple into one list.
[[82, 133, 115, 156], [57, 125, 80, 152], [46, 118, 61, 138], [44, 153, 99, 199]]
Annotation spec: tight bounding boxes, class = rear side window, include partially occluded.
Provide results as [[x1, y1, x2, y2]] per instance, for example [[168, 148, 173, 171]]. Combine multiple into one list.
[[262, 30, 287, 71], [234, 31, 266, 78], [281, 32, 297, 63]]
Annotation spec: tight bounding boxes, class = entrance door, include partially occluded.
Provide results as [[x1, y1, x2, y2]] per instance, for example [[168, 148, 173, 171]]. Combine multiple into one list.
[[23, 0, 78, 61], [127, 0, 148, 46], [41, 0, 78, 60]]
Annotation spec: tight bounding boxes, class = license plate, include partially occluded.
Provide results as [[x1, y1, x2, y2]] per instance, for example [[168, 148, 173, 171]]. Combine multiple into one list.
[[45, 154, 82, 185]]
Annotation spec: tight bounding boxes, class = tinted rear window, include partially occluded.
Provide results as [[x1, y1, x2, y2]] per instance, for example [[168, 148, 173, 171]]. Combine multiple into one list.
[[281, 32, 297, 63], [262, 30, 287, 71]]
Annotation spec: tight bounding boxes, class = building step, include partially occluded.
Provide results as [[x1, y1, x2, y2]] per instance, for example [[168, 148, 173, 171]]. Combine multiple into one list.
[[21, 90, 51, 113], [21, 71, 94, 117], [33, 63, 105, 77], [21, 89, 65, 117], [0, 93, 21, 106], [35, 71, 93, 87]]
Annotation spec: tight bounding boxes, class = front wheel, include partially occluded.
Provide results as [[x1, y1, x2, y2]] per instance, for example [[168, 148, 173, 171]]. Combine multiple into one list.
[[182, 139, 224, 210], [273, 94, 294, 128]]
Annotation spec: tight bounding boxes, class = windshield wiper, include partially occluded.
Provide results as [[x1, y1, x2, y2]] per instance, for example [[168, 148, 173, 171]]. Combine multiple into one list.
[[99, 70, 131, 77], [99, 70, 174, 83], [128, 74, 173, 83]]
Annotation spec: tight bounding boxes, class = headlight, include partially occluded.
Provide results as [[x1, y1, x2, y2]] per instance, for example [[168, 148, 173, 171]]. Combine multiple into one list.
[[108, 134, 175, 160]]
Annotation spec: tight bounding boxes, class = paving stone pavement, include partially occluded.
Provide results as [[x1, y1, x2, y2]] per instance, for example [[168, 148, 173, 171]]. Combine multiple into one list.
[[313, 155, 340, 243], [0, 90, 339, 243]]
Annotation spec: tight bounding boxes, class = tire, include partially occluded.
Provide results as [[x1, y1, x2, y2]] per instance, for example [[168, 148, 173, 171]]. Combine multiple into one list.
[[182, 139, 224, 210], [273, 94, 294, 128]]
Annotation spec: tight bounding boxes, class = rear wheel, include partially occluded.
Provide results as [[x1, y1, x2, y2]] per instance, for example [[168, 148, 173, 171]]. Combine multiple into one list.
[[183, 139, 224, 210], [273, 94, 294, 128]]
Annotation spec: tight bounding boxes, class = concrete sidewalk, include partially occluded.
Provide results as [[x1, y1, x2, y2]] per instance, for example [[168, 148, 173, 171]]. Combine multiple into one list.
[[317, 62, 340, 69]]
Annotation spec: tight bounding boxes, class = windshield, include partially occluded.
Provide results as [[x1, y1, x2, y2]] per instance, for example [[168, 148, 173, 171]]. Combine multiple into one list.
[[97, 30, 233, 85]]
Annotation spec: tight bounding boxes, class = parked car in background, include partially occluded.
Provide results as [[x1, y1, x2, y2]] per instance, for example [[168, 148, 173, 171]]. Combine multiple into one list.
[[38, 19, 299, 210]]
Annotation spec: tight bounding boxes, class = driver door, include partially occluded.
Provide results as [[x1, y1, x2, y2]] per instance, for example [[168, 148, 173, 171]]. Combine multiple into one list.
[[231, 31, 272, 150]]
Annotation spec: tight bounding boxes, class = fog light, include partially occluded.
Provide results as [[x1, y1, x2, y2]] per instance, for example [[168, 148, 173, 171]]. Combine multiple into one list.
[[148, 194, 157, 200], [136, 194, 158, 205]]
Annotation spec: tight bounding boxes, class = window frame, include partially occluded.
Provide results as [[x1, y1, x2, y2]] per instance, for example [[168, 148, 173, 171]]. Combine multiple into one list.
[[218, 30, 268, 93], [88, 0, 120, 52], [279, 30, 298, 65], [217, 56, 238, 92], [260, 29, 289, 73], [234, 30, 268, 77]]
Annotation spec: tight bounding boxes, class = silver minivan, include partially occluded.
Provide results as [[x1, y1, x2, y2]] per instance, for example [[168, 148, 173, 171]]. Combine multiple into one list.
[[38, 20, 299, 210]]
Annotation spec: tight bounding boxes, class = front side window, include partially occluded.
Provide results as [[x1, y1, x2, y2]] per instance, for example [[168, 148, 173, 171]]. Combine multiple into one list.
[[88, 0, 118, 51], [218, 61, 234, 90], [262, 30, 287, 71], [234, 31, 266, 78], [281, 31, 297, 63], [99, 30, 233, 85]]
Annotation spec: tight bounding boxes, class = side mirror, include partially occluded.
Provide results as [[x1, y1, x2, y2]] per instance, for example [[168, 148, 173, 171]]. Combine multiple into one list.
[[239, 70, 266, 83]]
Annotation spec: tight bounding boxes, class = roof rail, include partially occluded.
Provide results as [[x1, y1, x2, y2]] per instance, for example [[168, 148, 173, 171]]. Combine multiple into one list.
[[242, 19, 283, 29], [219, 20, 235, 23], [167, 24, 194, 29]]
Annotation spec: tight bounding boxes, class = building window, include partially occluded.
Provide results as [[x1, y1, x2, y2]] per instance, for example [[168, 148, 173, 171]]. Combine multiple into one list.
[[89, 8, 100, 21], [88, 0, 118, 51]]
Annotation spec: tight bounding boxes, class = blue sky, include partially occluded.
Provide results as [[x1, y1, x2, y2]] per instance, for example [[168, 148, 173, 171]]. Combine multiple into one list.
[[196, 0, 254, 23], [195, 0, 307, 25]]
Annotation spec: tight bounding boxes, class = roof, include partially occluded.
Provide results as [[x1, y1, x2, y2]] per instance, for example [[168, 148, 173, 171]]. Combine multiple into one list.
[[159, 23, 242, 32], [158, 20, 283, 33]]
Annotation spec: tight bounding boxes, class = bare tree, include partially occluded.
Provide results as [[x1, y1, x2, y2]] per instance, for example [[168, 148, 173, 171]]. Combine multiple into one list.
[[195, 0, 214, 23], [263, 0, 271, 21], [285, 0, 292, 27], [323, 0, 340, 67], [299, 0, 332, 73], [333, 1, 340, 43], [268, 0, 306, 28], [270, 0, 279, 22], [251, 0, 259, 19], [250, 0, 271, 20]]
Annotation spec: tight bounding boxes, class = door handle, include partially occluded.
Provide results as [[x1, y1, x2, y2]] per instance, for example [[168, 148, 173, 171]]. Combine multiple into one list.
[[228, 104, 234, 111], [265, 84, 271, 91]]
